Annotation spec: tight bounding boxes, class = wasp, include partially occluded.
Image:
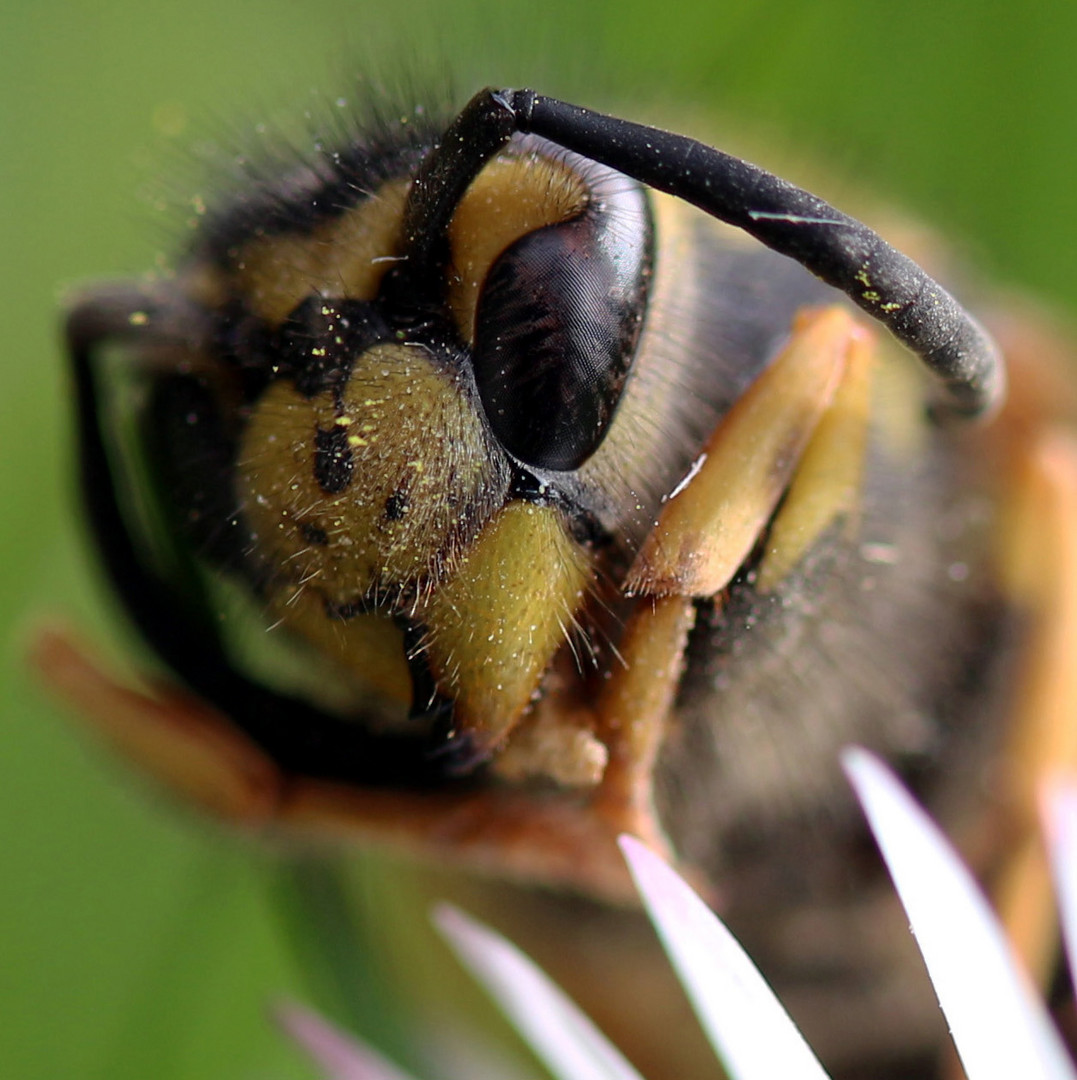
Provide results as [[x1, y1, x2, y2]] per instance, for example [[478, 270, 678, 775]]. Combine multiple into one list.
[[41, 86, 1077, 1078]]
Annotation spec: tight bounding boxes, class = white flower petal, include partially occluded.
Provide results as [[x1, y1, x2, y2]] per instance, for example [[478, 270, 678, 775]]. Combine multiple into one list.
[[618, 834, 830, 1080], [419, 1020, 544, 1080], [843, 748, 1076, 1080], [274, 1000, 422, 1080], [432, 904, 645, 1080], [1044, 781, 1077, 990]]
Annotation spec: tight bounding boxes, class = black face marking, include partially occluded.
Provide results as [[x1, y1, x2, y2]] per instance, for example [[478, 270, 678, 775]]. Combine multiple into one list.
[[278, 298, 390, 399], [372, 615, 474, 774], [314, 424, 354, 494], [324, 596, 370, 621], [384, 489, 409, 520], [298, 520, 329, 546], [282, 299, 355, 399]]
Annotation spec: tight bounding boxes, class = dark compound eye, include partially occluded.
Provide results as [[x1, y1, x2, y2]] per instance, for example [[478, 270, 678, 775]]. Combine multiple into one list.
[[471, 169, 652, 472]]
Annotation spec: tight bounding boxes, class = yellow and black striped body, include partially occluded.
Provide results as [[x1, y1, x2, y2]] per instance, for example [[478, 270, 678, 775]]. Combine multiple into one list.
[[61, 92, 1050, 1079]]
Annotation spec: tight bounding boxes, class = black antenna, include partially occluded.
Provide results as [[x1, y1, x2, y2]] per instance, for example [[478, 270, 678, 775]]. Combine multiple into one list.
[[397, 87, 1004, 421]]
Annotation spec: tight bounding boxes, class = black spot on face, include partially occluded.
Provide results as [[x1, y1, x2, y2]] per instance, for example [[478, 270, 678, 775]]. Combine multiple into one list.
[[384, 489, 409, 521], [298, 520, 329, 546], [324, 596, 369, 621], [314, 425, 354, 494], [278, 297, 389, 400]]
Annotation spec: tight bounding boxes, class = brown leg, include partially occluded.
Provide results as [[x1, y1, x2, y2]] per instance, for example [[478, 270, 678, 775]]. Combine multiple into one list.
[[29, 624, 282, 822], [991, 430, 1077, 981]]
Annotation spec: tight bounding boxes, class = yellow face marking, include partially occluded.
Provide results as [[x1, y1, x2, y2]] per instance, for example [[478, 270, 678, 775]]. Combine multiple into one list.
[[627, 306, 863, 598], [445, 153, 587, 344], [264, 589, 412, 708], [232, 180, 411, 326], [755, 323, 874, 591], [419, 501, 592, 755], [238, 343, 500, 604]]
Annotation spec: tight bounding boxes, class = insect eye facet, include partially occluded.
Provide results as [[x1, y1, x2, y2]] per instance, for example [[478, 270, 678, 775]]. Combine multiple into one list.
[[471, 172, 652, 471]]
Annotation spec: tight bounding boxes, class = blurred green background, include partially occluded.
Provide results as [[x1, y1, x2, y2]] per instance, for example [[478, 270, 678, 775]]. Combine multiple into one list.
[[2, 1, 1076, 1077]]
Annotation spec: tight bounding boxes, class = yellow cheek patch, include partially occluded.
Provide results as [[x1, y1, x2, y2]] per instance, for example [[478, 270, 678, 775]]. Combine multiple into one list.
[[446, 153, 587, 344], [264, 589, 412, 707], [238, 343, 501, 602], [231, 180, 410, 326], [755, 322, 874, 592], [627, 306, 863, 598], [418, 500, 592, 756]]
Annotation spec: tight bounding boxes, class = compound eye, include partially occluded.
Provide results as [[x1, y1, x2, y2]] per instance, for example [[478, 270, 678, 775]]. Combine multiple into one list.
[[472, 173, 652, 472]]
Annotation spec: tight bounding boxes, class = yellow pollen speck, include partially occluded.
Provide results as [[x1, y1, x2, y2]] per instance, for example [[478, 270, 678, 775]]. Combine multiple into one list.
[[334, 415, 353, 426], [347, 435, 367, 447], [128, 311, 149, 326]]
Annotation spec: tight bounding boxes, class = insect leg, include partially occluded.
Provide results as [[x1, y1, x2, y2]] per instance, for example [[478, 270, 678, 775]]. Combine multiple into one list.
[[627, 305, 868, 597], [992, 430, 1077, 981], [29, 624, 282, 821]]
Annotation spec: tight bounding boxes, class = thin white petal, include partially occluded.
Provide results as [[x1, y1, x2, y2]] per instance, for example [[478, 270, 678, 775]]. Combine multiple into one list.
[[843, 748, 1076, 1080], [618, 834, 830, 1080], [1044, 781, 1077, 988], [422, 1021, 544, 1080], [432, 904, 645, 1080], [274, 1000, 422, 1080]]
